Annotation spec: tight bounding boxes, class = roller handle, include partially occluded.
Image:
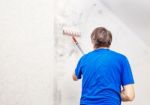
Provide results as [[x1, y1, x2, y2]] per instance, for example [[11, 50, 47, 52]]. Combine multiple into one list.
[[72, 36, 84, 54]]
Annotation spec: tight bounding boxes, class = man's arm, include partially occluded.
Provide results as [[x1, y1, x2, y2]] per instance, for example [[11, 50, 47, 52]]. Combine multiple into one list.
[[121, 84, 135, 102], [72, 73, 78, 81]]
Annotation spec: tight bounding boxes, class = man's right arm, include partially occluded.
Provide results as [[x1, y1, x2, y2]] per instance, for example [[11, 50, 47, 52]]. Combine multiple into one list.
[[72, 73, 78, 81]]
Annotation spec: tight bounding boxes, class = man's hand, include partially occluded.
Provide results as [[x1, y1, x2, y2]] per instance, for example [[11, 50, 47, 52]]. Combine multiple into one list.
[[72, 74, 78, 81]]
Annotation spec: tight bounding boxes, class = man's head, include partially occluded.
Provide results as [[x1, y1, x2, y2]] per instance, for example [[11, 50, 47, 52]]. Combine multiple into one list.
[[91, 27, 112, 49]]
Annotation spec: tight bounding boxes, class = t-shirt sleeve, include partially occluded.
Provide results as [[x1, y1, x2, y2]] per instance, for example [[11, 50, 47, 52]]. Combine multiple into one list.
[[74, 57, 83, 79], [121, 56, 134, 86]]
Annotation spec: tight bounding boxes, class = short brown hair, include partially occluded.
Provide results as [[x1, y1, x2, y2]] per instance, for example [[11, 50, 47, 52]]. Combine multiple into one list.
[[91, 27, 112, 48]]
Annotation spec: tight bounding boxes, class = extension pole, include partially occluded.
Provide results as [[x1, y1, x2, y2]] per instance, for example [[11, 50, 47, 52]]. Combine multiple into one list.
[[72, 36, 84, 54]]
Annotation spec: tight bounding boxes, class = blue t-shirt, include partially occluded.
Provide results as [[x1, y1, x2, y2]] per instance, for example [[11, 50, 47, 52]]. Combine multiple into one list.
[[75, 48, 134, 105]]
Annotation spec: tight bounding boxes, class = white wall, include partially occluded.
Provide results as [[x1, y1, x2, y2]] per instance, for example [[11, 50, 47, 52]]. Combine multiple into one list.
[[0, 0, 54, 105], [100, 0, 150, 46]]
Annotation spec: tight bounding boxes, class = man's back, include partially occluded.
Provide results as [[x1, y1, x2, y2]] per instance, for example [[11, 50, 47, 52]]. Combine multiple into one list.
[[75, 48, 134, 105]]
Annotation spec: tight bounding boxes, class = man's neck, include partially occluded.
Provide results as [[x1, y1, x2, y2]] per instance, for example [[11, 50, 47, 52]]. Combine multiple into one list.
[[94, 47, 109, 50]]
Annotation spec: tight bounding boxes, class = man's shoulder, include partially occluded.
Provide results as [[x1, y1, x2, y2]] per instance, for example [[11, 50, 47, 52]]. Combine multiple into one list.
[[109, 49, 127, 59]]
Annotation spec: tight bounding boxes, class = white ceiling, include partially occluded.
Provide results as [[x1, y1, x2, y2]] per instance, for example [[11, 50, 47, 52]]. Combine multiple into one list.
[[100, 0, 150, 46]]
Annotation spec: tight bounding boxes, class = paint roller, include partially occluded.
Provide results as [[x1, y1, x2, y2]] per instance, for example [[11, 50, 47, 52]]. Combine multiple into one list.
[[63, 28, 84, 54]]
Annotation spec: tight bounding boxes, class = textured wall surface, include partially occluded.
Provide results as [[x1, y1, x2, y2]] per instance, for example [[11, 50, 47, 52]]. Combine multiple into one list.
[[0, 0, 54, 105]]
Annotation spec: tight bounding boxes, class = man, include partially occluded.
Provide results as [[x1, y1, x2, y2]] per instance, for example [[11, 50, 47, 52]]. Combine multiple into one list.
[[72, 27, 135, 105]]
